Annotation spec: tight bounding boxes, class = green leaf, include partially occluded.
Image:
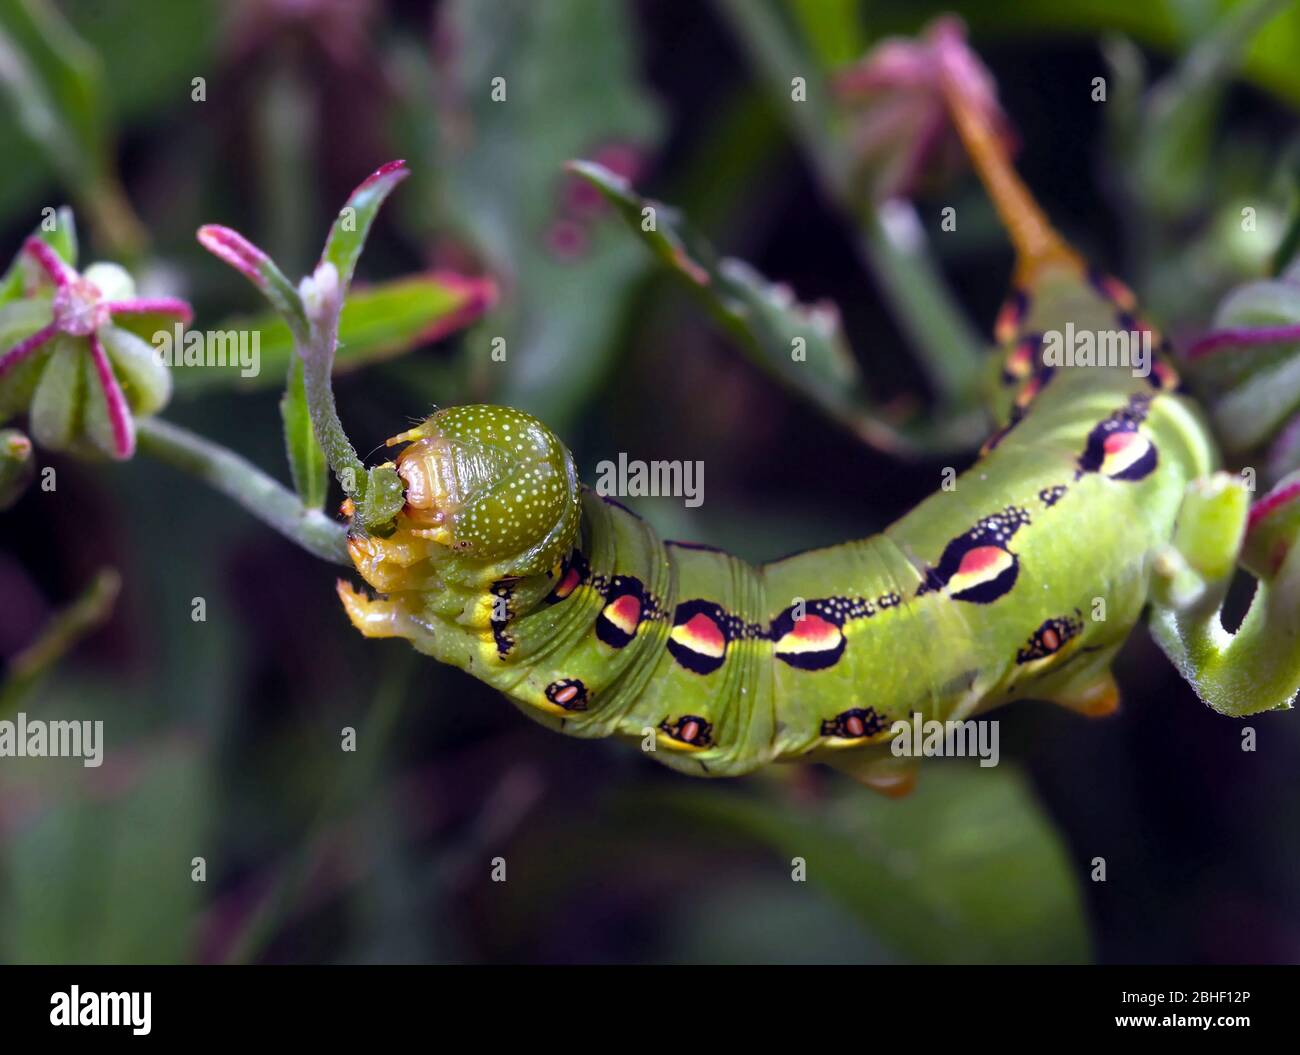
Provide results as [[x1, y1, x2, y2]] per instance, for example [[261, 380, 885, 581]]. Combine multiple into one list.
[[0, 737, 207, 962], [98, 324, 170, 417], [1185, 267, 1300, 458], [0, 0, 142, 253], [569, 160, 983, 454], [27, 334, 81, 450], [320, 160, 409, 295], [172, 273, 494, 394], [0, 205, 76, 306], [196, 224, 309, 341], [280, 356, 328, 511], [787, 0, 865, 67], [625, 764, 1090, 964]]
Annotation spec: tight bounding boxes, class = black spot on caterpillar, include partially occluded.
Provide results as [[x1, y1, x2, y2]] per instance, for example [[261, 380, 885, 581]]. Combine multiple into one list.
[[917, 506, 1032, 604], [821, 707, 888, 740], [595, 575, 647, 649], [659, 714, 713, 749], [1076, 395, 1158, 482], [1016, 610, 1085, 665], [545, 678, 589, 712]]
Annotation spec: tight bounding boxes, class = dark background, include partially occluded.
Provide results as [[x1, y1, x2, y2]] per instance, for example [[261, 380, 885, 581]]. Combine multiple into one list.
[[1, 0, 1298, 964]]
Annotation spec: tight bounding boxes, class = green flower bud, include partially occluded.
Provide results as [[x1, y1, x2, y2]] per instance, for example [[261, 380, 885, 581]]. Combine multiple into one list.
[[0, 217, 192, 460], [0, 428, 35, 509]]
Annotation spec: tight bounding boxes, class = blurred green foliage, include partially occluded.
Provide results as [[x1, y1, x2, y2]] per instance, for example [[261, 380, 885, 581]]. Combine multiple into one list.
[[1, 0, 1299, 966], [618, 766, 1091, 963], [397, 0, 664, 429]]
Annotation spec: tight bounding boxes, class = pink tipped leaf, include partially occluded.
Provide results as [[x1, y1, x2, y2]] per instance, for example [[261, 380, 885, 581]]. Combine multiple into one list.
[[319, 159, 410, 295], [196, 225, 270, 287], [416, 271, 498, 344], [0, 211, 77, 306], [197, 225, 308, 339]]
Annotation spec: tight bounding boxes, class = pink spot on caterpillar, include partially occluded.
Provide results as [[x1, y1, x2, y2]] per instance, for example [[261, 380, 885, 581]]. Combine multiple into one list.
[[675, 612, 725, 656]]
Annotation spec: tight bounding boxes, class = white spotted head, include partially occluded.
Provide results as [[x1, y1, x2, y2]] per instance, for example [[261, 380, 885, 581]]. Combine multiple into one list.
[[388, 405, 581, 575]]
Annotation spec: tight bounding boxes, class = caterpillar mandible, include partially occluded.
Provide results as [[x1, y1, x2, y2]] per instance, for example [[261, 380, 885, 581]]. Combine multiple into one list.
[[336, 58, 1227, 797]]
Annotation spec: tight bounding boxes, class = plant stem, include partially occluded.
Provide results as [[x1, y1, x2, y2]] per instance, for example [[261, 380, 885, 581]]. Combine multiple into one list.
[[300, 285, 367, 496], [0, 567, 121, 714], [135, 416, 349, 565]]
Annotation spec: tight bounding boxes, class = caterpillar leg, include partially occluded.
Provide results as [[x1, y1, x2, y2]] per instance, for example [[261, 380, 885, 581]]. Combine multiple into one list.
[[823, 750, 919, 798], [1035, 641, 1124, 718], [1047, 669, 1121, 718], [346, 532, 439, 594], [336, 580, 417, 639], [1149, 472, 1300, 715]]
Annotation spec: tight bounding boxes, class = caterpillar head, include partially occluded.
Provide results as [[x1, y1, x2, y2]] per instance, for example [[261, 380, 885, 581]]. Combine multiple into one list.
[[371, 405, 582, 582]]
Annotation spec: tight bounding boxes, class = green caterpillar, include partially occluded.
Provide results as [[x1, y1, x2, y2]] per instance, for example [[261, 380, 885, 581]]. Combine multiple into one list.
[[336, 69, 1295, 795]]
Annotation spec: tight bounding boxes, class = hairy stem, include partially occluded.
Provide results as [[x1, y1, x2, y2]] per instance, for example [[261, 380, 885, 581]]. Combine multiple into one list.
[[1150, 564, 1300, 716], [136, 416, 349, 565], [299, 267, 366, 496]]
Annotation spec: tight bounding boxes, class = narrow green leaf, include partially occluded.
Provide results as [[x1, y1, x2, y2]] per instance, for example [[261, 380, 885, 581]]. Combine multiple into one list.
[[320, 159, 409, 294], [197, 224, 309, 341], [569, 160, 983, 455], [0, 205, 77, 305], [280, 356, 327, 510]]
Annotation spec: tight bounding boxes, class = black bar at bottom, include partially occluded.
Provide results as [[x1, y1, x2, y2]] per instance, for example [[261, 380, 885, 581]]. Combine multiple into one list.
[[0, 964, 1291, 1042]]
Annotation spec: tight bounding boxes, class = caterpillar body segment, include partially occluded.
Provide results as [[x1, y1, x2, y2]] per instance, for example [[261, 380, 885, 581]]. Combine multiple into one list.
[[339, 314, 1213, 783], [337, 69, 1228, 788]]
